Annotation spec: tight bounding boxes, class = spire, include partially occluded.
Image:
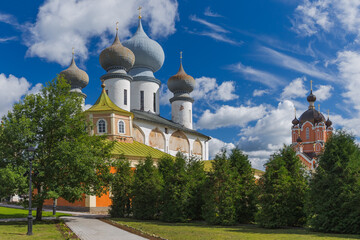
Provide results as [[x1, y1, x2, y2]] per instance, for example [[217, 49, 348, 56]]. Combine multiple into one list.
[[292, 107, 299, 125], [307, 80, 316, 109], [138, 6, 142, 19], [318, 104, 320, 113]]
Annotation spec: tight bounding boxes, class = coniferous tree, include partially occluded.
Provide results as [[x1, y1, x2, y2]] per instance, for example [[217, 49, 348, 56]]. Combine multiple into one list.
[[109, 156, 133, 218], [256, 146, 307, 228], [186, 156, 207, 220], [229, 148, 257, 223], [159, 153, 189, 222], [202, 151, 236, 225], [307, 131, 360, 234], [132, 156, 162, 220]]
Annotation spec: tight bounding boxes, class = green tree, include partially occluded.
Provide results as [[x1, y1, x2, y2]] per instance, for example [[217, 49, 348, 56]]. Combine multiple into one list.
[[109, 155, 133, 218], [202, 151, 236, 225], [186, 156, 207, 220], [307, 131, 360, 234], [0, 165, 27, 200], [229, 148, 257, 223], [159, 153, 189, 222], [132, 156, 162, 220], [0, 77, 114, 220], [256, 146, 308, 228]]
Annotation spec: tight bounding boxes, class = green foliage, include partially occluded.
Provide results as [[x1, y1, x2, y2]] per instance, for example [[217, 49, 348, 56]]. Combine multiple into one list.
[[0, 165, 27, 200], [307, 131, 360, 234], [132, 156, 163, 220], [186, 156, 207, 221], [0, 77, 113, 220], [256, 146, 308, 228], [159, 153, 190, 222], [229, 148, 258, 223], [109, 155, 133, 218], [202, 151, 236, 225]]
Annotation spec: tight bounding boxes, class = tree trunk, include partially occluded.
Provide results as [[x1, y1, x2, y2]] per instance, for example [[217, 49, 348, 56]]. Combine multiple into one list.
[[36, 186, 43, 221]]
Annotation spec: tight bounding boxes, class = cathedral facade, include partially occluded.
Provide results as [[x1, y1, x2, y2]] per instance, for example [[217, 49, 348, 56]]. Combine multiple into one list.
[[291, 82, 333, 170], [50, 15, 210, 212]]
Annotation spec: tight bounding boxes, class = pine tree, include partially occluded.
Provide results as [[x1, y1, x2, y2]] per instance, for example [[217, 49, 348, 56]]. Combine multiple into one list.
[[256, 146, 307, 228], [202, 151, 236, 225], [158, 153, 189, 222], [132, 156, 162, 220], [307, 131, 360, 234], [109, 155, 133, 218], [229, 148, 257, 223]]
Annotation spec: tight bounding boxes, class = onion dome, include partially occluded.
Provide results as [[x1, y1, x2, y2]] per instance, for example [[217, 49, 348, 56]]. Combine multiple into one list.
[[99, 26, 135, 72], [297, 136, 302, 142], [167, 55, 195, 94], [123, 18, 165, 72], [292, 117, 299, 125], [60, 51, 89, 89], [299, 109, 325, 125], [326, 118, 332, 127], [307, 90, 316, 102]]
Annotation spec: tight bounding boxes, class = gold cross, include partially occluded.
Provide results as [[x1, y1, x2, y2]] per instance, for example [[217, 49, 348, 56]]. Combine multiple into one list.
[[318, 104, 320, 112], [116, 22, 119, 31], [310, 80, 313, 91], [327, 109, 329, 118], [138, 6, 142, 19], [294, 107, 296, 117]]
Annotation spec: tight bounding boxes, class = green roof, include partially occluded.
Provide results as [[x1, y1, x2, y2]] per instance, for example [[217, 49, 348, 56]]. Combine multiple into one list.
[[86, 88, 133, 117], [112, 141, 171, 159], [202, 160, 264, 175]]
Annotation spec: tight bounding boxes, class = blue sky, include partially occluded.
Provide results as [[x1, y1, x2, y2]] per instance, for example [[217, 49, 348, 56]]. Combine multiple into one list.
[[1, 0, 360, 170]]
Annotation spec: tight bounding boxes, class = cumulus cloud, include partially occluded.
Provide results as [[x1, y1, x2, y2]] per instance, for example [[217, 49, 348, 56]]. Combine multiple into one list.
[[281, 77, 308, 100], [230, 62, 285, 88], [23, 0, 178, 66], [313, 84, 333, 101], [237, 100, 295, 169], [0, 74, 42, 118], [208, 137, 235, 160], [292, 0, 360, 39], [196, 104, 266, 130]]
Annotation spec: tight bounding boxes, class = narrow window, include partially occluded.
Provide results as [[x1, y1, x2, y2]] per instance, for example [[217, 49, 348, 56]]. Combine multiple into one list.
[[98, 119, 106, 133], [118, 120, 125, 134], [165, 128, 168, 134], [153, 93, 156, 112], [124, 89, 127, 106], [306, 128, 310, 140], [106, 90, 108, 95], [140, 91, 144, 111]]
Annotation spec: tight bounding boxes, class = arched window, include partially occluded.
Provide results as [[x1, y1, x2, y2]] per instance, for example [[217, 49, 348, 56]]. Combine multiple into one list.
[[118, 120, 125, 134], [97, 119, 106, 133], [306, 127, 310, 140]]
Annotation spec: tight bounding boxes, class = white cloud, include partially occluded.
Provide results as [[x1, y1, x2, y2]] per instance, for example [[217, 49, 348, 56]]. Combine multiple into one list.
[[230, 62, 285, 88], [253, 89, 269, 97], [24, 0, 178, 66], [0, 36, 17, 43], [191, 77, 238, 102], [313, 84, 333, 101], [208, 137, 235, 160], [196, 104, 266, 130], [159, 85, 173, 105], [260, 47, 336, 81], [281, 77, 308, 100], [0, 74, 42, 118], [0, 13, 18, 26], [204, 7, 223, 18], [292, 0, 360, 39], [238, 100, 295, 169], [188, 15, 240, 45]]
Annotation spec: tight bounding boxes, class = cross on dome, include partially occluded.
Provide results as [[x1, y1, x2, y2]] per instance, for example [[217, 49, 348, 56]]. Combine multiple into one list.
[[138, 6, 142, 19]]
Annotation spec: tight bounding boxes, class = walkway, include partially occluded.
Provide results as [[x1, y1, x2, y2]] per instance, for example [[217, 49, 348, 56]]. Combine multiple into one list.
[[62, 216, 147, 240]]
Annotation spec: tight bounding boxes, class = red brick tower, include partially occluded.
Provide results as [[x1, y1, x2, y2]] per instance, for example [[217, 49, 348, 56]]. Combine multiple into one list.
[[291, 81, 333, 169]]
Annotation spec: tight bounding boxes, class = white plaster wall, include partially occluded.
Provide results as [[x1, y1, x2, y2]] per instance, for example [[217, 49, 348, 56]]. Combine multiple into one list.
[[131, 81, 159, 114], [105, 78, 131, 111], [133, 119, 209, 160], [171, 100, 193, 129]]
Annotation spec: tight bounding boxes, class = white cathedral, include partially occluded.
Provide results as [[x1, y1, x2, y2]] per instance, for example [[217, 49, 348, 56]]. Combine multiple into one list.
[[59, 15, 210, 163]]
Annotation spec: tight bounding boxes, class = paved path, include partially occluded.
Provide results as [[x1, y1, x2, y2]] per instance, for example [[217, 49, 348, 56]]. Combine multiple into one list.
[[62, 216, 147, 240]]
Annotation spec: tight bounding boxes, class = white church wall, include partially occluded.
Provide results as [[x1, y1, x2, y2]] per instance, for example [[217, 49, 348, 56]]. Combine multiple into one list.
[[104, 78, 131, 111], [131, 81, 159, 114], [171, 100, 193, 129]]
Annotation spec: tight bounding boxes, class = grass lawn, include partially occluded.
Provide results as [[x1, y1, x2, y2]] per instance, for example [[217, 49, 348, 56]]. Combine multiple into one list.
[[0, 221, 64, 240], [112, 218, 360, 240], [0, 206, 71, 219]]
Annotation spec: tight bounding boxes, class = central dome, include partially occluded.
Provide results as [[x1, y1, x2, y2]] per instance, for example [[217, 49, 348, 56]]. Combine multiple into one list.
[[123, 19, 165, 72], [299, 108, 325, 126]]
